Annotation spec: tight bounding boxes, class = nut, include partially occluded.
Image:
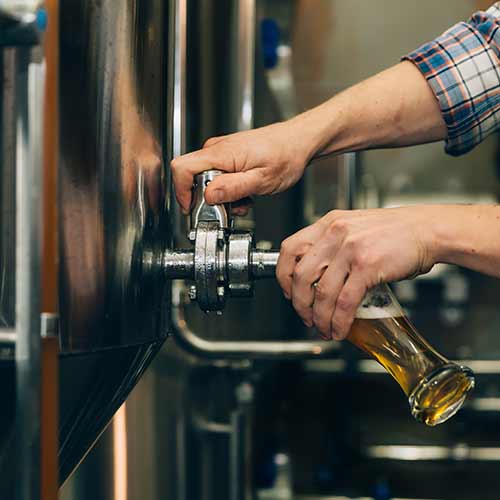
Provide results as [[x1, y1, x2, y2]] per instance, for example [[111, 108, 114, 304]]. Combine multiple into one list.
[[188, 285, 197, 301]]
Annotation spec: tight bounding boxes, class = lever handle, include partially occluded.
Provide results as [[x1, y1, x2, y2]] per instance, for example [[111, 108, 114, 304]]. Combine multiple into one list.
[[190, 170, 230, 234]]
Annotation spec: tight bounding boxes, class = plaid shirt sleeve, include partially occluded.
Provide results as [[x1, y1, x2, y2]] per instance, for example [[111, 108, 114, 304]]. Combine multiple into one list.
[[403, 2, 500, 156]]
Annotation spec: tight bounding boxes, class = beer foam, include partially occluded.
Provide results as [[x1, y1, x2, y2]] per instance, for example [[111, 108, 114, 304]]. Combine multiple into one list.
[[355, 285, 403, 320]]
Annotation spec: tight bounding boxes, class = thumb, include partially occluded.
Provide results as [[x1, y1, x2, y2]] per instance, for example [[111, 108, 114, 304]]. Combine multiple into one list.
[[205, 171, 267, 204]]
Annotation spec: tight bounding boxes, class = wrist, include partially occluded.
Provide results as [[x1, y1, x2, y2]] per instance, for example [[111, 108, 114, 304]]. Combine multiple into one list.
[[286, 100, 346, 162], [424, 205, 477, 267]]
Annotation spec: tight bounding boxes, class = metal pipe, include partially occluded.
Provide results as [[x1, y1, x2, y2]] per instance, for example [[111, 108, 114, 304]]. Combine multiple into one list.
[[0, 328, 16, 343], [171, 282, 338, 360], [163, 250, 194, 280], [232, 0, 255, 131], [250, 250, 279, 279], [15, 46, 44, 500]]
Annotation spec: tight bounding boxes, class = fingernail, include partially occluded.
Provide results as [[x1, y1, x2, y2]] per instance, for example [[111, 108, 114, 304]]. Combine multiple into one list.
[[302, 320, 312, 328], [283, 291, 291, 300], [331, 330, 342, 341], [209, 188, 224, 204]]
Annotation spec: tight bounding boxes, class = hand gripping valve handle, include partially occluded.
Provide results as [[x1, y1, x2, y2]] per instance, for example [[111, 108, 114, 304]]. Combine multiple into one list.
[[163, 170, 280, 312]]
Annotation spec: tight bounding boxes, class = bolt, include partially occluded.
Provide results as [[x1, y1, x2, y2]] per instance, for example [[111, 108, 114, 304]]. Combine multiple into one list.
[[188, 230, 196, 242], [188, 285, 197, 301], [217, 286, 225, 298]]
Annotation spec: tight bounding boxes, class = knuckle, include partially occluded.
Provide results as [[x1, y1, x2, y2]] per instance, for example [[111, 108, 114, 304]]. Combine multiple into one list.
[[292, 262, 307, 283], [170, 157, 180, 172], [327, 218, 348, 236], [343, 236, 358, 251], [203, 137, 217, 147], [352, 250, 370, 270], [280, 238, 293, 255], [313, 283, 329, 302], [335, 293, 352, 313]]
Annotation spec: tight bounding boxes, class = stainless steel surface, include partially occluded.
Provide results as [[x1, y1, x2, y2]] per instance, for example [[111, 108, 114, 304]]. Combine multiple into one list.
[[231, 0, 256, 131], [57, 0, 172, 483], [172, 281, 336, 359], [366, 444, 500, 462], [227, 232, 252, 296], [190, 170, 230, 231], [162, 249, 195, 280], [59, 0, 171, 353], [193, 220, 226, 312], [13, 45, 44, 500], [0, 16, 45, 494], [250, 250, 279, 279], [0, 52, 16, 333], [40, 312, 58, 338], [0, 329, 16, 343]]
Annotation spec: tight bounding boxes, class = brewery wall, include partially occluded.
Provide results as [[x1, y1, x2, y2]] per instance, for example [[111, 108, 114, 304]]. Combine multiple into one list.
[[60, 1, 500, 500]]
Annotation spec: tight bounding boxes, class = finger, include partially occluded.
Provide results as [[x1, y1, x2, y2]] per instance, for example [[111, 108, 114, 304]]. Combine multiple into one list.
[[171, 149, 234, 213], [276, 239, 311, 299], [330, 273, 366, 341], [203, 135, 227, 148], [311, 255, 350, 337], [205, 171, 267, 204], [291, 236, 343, 327]]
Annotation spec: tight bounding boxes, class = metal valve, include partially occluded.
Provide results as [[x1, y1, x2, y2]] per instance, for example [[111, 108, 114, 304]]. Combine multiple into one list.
[[163, 170, 279, 312]]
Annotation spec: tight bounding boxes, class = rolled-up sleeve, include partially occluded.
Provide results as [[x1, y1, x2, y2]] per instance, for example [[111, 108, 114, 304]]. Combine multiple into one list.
[[403, 3, 500, 156]]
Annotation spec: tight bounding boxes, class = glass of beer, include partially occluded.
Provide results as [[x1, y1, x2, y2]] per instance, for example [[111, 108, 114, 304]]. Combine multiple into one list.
[[347, 284, 475, 426]]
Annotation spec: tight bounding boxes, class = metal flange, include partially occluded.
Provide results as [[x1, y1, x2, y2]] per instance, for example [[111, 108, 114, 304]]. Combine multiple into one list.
[[194, 220, 226, 312]]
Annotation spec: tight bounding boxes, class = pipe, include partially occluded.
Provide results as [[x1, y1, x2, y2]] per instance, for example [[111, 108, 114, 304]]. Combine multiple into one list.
[[250, 250, 279, 280]]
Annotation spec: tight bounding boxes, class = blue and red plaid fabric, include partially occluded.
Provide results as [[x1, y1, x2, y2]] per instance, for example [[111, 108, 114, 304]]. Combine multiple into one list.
[[404, 2, 500, 156]]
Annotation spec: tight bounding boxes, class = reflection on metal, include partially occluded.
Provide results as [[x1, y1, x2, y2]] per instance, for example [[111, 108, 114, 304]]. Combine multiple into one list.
[[469, 397, 500, 411], [40, 312, 58, 338], [0, 329, 16, 343], [338, 153, 358, 210], [173, 0, 186, 160], [57, 0, 171, 483], [232, 0, 256, 131], [190, 170, 230, 231], [367, 444, 500, 461], [7, 38, 45, 500], [172, 282, 337, 359], [112, 404, 128, 500], [305, 358, 500, 375]]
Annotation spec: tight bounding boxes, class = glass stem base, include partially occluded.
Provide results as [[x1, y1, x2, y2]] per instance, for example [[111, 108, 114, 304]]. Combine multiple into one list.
[[409, 364, 475, 426]]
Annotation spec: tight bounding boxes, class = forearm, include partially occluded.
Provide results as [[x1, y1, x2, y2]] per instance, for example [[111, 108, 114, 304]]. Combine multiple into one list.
[[429, 205, 500, 278], [290, 61, 447, 160]]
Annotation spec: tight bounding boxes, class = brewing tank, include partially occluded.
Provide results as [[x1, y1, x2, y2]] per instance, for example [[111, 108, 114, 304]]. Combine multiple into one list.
[[56, 0, 172, 483]]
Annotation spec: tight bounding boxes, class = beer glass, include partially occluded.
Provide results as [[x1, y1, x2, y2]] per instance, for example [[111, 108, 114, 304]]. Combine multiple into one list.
[[347, 284, 474, 426]]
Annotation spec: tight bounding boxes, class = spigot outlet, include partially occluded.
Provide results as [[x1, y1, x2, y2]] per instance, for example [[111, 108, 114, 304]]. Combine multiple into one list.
[[162, 236, 279, 312], [161, 169, 279, 312]]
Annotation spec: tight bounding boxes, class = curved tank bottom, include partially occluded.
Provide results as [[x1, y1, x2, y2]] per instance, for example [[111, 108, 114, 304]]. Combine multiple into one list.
[[58, 339, 165, 483], [0, 339, 166, 486]]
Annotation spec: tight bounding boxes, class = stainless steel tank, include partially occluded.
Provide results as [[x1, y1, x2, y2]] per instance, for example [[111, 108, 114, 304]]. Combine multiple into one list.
[[56, 0, 172, 483]]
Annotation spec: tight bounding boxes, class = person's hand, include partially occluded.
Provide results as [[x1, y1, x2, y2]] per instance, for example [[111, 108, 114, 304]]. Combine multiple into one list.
[[277, 206, 439, 340], [171, 120, 316, 214]]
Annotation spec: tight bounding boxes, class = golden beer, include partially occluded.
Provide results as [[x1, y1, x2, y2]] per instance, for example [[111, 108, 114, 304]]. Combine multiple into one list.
[[347, 285, 474, 426]]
